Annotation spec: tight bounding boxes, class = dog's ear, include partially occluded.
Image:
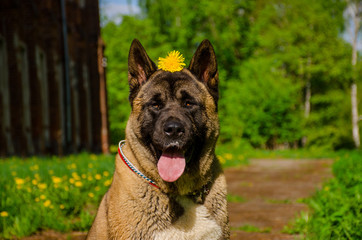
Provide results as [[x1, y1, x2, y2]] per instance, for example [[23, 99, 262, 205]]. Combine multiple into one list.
[[128, 39, 157, 102], [188, 40, 218, 102]]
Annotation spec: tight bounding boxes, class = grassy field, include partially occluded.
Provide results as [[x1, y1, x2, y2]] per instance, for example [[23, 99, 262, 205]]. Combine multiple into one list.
[[0, 149, 361, 239], [0, 153, 115, 238]]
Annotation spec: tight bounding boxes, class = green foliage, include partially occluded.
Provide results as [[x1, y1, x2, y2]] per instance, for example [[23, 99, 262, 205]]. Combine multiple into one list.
[[0, 154, 114, 238], [221, 57, 302, 148], [287, 151, 362, 239], [102, 0, 358, 150]]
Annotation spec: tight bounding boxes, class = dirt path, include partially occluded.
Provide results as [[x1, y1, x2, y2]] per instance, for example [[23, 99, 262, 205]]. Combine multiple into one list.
[[226, 158, 333, 240]]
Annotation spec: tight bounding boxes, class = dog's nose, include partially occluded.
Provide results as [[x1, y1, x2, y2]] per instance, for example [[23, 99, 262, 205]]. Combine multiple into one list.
[[164, 121, 185, 137]]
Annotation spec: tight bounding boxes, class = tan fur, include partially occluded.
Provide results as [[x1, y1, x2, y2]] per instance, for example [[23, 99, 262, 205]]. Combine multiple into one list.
[[87, 140, 229, 239]]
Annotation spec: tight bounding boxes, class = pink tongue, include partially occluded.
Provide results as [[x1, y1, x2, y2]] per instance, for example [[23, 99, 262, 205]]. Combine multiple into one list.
[[157, 151, 186, 182]]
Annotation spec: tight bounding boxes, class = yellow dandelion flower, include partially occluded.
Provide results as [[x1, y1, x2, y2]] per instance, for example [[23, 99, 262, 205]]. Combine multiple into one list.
[[81, 174, 87, 179], [158, 50, 186, 72], [38, 183, 47, 190], [32, 179, 38, 185], [40, 194, 46, 200], [104, 179, 112, 187], [218, 156, 226, 164], [69, 178, 75, 184], [15, 178, 25, 185], [95, 174, 102, 180], [88, 192, 95, 198], [87, 176, 93, 181], [75, 181, 83, 187], [90, 154, 97, 160], [103, 171, 109, 177], [64, 186, 69, 191], [34, 173, 40, 179], [52, 176, 62, 184], [44, 200, 51, 207], [71, 163, 77, 169], [60, 204, 65, 210], [95, 186, 100, 191], [35, 197, 40, 202], [224, 153, 233, 160], [30, 165, 39, 171], [1, 211, 8, 217]]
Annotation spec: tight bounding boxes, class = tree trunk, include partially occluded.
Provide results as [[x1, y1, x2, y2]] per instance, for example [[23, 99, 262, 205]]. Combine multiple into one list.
[[302, 80, 311, 147], [302, 57, 312, 147], [348, 0, 361, 149], [351, 82, 360, 148]]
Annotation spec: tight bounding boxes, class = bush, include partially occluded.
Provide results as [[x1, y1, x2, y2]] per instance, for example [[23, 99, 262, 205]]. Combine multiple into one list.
[[290, 151, 362, 239]]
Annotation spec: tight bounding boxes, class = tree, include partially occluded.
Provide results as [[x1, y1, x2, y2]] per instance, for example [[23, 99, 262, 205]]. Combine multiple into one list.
[[345, 0, 362, 148]]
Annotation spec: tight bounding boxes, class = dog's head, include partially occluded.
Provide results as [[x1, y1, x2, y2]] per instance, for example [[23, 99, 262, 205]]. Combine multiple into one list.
[[125, 39, 219, 188]]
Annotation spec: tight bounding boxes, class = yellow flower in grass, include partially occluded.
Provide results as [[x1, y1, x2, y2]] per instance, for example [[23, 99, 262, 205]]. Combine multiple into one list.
[[95, 174, 102, 180], [75, 181, 83, 187], [60, 204, 65, 210], [48, 170, 54, 175], [44, 200, 51, 207], [40, 194, 46, 200], [224, 153, 233, 160], [52, 176, 62, 184], [82, 174, 87, 179], [95, 186, 100, 191], [32, 179, 38, 185], [1, 211, 8, 217], [38, 183, 47, 190], [104, 179, 112, 187], [15, 178, 25, 185], [88, 192, 95, 198], [158, 50, 186, 72], [103, 171, 109, 177], [69, 178, 75, 184], [35, 197, 40, 202], [90, 154, 97, 160], [87, 176, 93, 181]]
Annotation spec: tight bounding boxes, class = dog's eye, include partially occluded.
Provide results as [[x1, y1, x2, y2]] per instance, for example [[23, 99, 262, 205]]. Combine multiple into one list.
[[151, 103, 161, 110], [184, 101, 194, 108]]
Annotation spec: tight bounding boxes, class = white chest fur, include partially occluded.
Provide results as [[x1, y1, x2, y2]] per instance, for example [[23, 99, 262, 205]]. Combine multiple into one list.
[[154, 198, 222, 240]]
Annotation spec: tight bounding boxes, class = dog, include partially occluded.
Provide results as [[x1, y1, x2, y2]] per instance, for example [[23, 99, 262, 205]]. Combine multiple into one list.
[[87, 39, 229, 239]]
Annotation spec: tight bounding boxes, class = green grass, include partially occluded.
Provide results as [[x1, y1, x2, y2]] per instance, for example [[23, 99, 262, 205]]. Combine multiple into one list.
[[227, 194, 246, 203], [231, 224, 272, 233], [0, 153, 114, 238], [286, 151, 362, 239]]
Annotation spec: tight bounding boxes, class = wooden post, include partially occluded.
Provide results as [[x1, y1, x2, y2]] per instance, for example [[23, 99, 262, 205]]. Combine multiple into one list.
[[98, 37, 110, 154]]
